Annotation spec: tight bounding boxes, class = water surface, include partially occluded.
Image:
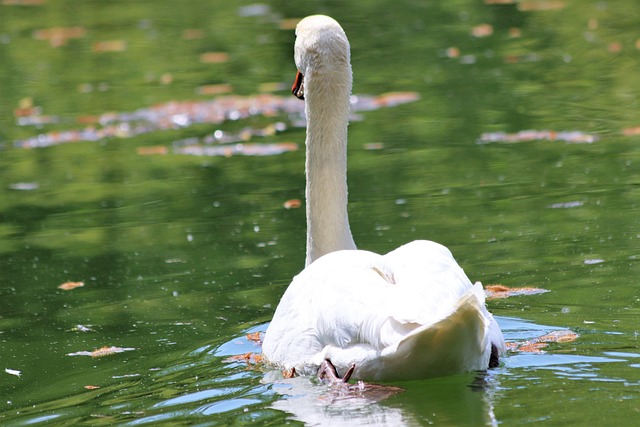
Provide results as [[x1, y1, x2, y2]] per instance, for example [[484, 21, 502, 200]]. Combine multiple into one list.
[[1, 0, 639, 425]]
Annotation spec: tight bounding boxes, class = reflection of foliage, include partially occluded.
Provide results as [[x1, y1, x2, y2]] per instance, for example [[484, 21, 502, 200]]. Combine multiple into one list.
[[2, 0, 640, 417]]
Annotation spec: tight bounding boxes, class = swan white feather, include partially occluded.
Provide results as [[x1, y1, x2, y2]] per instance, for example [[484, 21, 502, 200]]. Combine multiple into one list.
[[262, 15, 504, 381]]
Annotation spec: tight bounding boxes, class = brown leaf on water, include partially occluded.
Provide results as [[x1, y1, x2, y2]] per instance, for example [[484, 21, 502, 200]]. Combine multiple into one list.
[[92, 40, 127, 52], [279, 18, 300, 30], [622, 126, 640, 136], [199, 52, 229, 64], [67, 346, 136, 357], [223, 352, 264, 365], [283, 199, 302, 209], [33, 26, 86, 47], [518, 1, 565, 11], [196, 84, 233, 96], [246, 331, 262, 343], [374, 92, 420, 107], [445, 46, 460, 59], [58, 281, 85, 291], [508, 329, 579, 354], [471, 24, 493, 38], [485, 284, 549, 299], [182, 29, 204, 40], [537, 330, 579, 344], [137, 146, 169, 155]]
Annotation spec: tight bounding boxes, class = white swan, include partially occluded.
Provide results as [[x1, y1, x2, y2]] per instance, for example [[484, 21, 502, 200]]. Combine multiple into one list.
[[262, 15, 505, 382]]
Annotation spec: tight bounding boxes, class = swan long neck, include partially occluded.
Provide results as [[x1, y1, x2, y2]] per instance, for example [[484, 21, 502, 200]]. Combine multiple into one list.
[[304, 64, 356, 266]]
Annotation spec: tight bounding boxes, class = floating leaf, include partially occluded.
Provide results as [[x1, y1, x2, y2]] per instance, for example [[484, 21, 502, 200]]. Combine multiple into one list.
[[196, 84, 233, 96], [199, 52, 229, 64], [283, 199, 302, 209], [137, 146, 169, 155], [471, 23, 493, 38], [58, 281, 85, 291], [622, 126, 640, 136], [5, 368, 21, 377], [246, 332, 262, 343], [223, 352, 263, 365], [92, 40, 127, 52], [518, 1, 566, 11], [485, 284, 549, 299], [14, 92, 418, 149], [67, 346, 136, 357], [33, 26, 86, 47], [278, 18, 300, 30], [182, 29, 204, 40], [508, 330, 578, 354]]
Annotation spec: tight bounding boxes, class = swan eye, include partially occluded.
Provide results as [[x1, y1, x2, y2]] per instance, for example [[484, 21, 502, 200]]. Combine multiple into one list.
[[292, 70, 305, 100]]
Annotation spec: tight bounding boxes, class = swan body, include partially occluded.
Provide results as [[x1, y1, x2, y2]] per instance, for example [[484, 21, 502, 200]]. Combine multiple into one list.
[[262, 15, 504, 381]]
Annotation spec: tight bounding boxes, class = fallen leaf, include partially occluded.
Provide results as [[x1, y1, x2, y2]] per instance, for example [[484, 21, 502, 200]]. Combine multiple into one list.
[[537, 330, 579, 343], [67, 346, 136, 357], [622, 126, 640, 136], [58, 281, 85, 291], [485, 284, 549, 299], [199, 52, 229, 64], [223, 352, 264, 365], [283, 199, 302, 209], [246, 331, 262, 343], [518, 1, 566, 11], [33, 26, 86, 47], [471, 23, 493, 38], [182, 29, 204, 40], [445, 46, 460, 58], [92, 40, 127, 52], [279, 18, 300, 30], [196, 84, 233, 96], [137, 146, 169, 155], [507, 329, 579, 354]]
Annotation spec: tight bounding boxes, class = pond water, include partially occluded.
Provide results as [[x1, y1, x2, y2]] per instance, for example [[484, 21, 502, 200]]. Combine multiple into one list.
[[1, 0, 639, 425]]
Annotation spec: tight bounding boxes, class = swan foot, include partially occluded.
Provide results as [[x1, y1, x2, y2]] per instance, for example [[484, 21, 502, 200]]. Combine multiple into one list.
[[283, 367, 296, 379], [318, 359, 355, 384]]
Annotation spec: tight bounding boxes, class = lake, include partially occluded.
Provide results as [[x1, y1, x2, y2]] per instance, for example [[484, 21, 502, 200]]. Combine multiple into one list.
[[1, 0, 639, 425]]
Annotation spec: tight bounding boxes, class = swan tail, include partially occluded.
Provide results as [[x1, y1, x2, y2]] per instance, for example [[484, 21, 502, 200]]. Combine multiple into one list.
[[379, 288, 491, 380]]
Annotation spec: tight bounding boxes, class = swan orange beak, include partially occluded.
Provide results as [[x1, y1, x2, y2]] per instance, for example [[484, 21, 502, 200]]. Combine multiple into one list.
[[292, 71, 305, 100]]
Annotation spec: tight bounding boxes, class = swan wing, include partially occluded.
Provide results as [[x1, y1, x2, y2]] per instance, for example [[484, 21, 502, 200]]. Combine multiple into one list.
[[263, 240, 502, 380]]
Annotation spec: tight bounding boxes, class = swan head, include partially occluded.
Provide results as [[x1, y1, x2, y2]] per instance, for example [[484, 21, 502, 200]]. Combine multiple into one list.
[[292, 15, 351, 100]]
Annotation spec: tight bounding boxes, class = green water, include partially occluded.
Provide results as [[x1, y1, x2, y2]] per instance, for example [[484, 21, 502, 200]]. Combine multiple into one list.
[[1, 0, 639, 425]]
